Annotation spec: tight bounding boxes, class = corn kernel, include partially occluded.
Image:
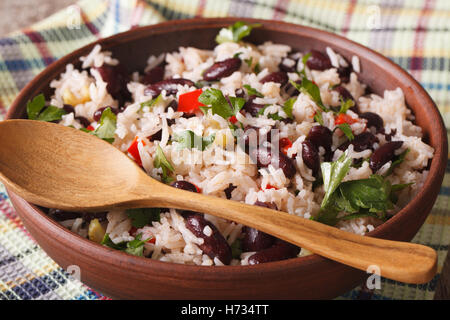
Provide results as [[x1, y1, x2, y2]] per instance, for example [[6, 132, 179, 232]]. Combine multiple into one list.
[[62, 86, 90, 106], [88, 219, 106, 244]]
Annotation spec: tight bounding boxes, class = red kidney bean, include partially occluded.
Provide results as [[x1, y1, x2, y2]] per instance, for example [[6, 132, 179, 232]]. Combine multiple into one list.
[[93, 106, 119, 122], [63, 104, 75, 114], [48, 209, 82, 221], [301, 140, 320, 174], [182, 212, 232, 265], [338, 132, 379, 152], [360, 112, 383, 133], [306, 50, 332, 71], [143, 65, 165, 85], [224, 183, 237, 199], [337, 65, 352, 83], [202, 58, 241, 81], [148, 129, 162, 142], [95, 65, 130, 101], [284, 79, 302, 97], [250, 146, 296, 178], [384, 128, 397, 142], [241, 202, 277, 252], [369, 141, 403, 172], [247, 239, 300, 265], [171, 180, 199, 193], [305, 125, 333, 160], [75, 116, 90, 128], [241, 126, 275, 149], [235, 88, 245, 98], [82, 212, 108, 224], [260, 71, 288, 86], [243, 95, 265, 116], [144, 78, 195, 97]]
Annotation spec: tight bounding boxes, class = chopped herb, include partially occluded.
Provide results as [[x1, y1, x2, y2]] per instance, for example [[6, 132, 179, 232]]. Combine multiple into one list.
[[153, 145, 175, 183], [316, 154, 409, 226], [243, 84, 264, 98], [91, 107, 117, 143], [313, 111, 324, 125], [384, 148, 410, 177], [290, 79, 328, 112], [299, 53, 311, 77], [244, 57, 253, 68], [338, 99, 355, 115], [231, 239, 242, 259], [198, 88, 245, 120], [337, 123, 354, 141], [215, 21, 262, 44], [27, 93, 67, 122], [126, 208, 161, 228], [140, 94, 163, 110], [233, 52, 243, 58], [253, 63, 261, 74], [172, 130, 215, 151], [283, 97, 296, 119], [101, 233, 150, 257]]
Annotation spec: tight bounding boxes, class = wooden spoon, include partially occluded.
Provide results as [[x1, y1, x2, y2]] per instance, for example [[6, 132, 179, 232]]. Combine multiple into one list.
[[0, 119, 437, 284]]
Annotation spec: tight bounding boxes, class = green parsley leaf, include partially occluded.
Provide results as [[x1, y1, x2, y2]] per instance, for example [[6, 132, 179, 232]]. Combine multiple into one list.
[[154, 145, 175, 183], [36, 106, 67, 122], [101, 233, 150, 257], [283, 97, 296, 119], [215, 21, 262, 44], [27, 93, 67, 122], [27, 94, 46, 120], [244, 57, 253, 68], [338, 175, 394, 214], [338, 99, 355, 115], [92, 107, 117, 143], [198, 88, 245, 120], [231, 239, 242, 259], [140, 94, 163, 110], [299, 53, 311, 77], [337, 123, 354, 141], [320, 152, 353, 210], [172, 130, 215, 151], [126, 208, 161, 228], [243, 84, 264, 98], [384, 148, 410, 177], [253, 63, 261, 74], [289, 79, 328, 112], [313, 110, 324, 125], [233, 52, 243, 58]]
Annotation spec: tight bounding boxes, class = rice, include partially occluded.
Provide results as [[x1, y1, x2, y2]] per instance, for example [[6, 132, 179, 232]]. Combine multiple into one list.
[[39, 25, 434, 266]]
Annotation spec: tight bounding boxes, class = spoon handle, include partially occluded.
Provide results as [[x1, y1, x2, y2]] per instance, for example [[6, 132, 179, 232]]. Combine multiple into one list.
[[140, 185, 436, 284]]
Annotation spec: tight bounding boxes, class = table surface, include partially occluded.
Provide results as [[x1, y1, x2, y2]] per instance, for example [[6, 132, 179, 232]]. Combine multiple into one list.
[[0, 0, 448, 300]]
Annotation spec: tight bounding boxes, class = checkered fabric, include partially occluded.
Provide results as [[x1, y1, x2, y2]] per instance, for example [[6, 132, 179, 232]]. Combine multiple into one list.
[[0, 0, 448, 300]]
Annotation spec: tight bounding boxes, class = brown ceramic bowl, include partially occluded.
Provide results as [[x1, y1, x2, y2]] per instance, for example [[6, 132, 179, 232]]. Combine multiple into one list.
[[5, 18, 447, 299]]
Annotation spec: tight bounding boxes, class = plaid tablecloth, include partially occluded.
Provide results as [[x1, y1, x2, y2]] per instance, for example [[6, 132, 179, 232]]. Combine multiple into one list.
[[0, 0, 449, 300]]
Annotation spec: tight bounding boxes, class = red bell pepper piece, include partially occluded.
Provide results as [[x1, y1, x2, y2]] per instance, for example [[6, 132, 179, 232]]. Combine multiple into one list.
[[128, 136, 146, 166], [229, 115, 238, 124], [279, 137, 293, 155], [178, 89, 205, 114], [335, 113, 358, 125], [86, 125, 95, 131]]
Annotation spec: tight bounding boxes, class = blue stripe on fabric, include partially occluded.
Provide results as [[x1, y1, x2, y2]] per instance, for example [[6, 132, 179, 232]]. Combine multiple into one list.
[[115, 0, 121, 34], [439, 186, 450, 196]]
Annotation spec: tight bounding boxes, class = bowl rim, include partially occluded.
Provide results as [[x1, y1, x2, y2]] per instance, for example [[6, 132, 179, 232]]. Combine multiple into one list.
[[5, 17, 448, 280]]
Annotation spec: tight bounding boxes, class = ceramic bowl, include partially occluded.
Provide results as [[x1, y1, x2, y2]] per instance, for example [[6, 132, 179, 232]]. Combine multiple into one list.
[[5, 18, 447, 299]]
